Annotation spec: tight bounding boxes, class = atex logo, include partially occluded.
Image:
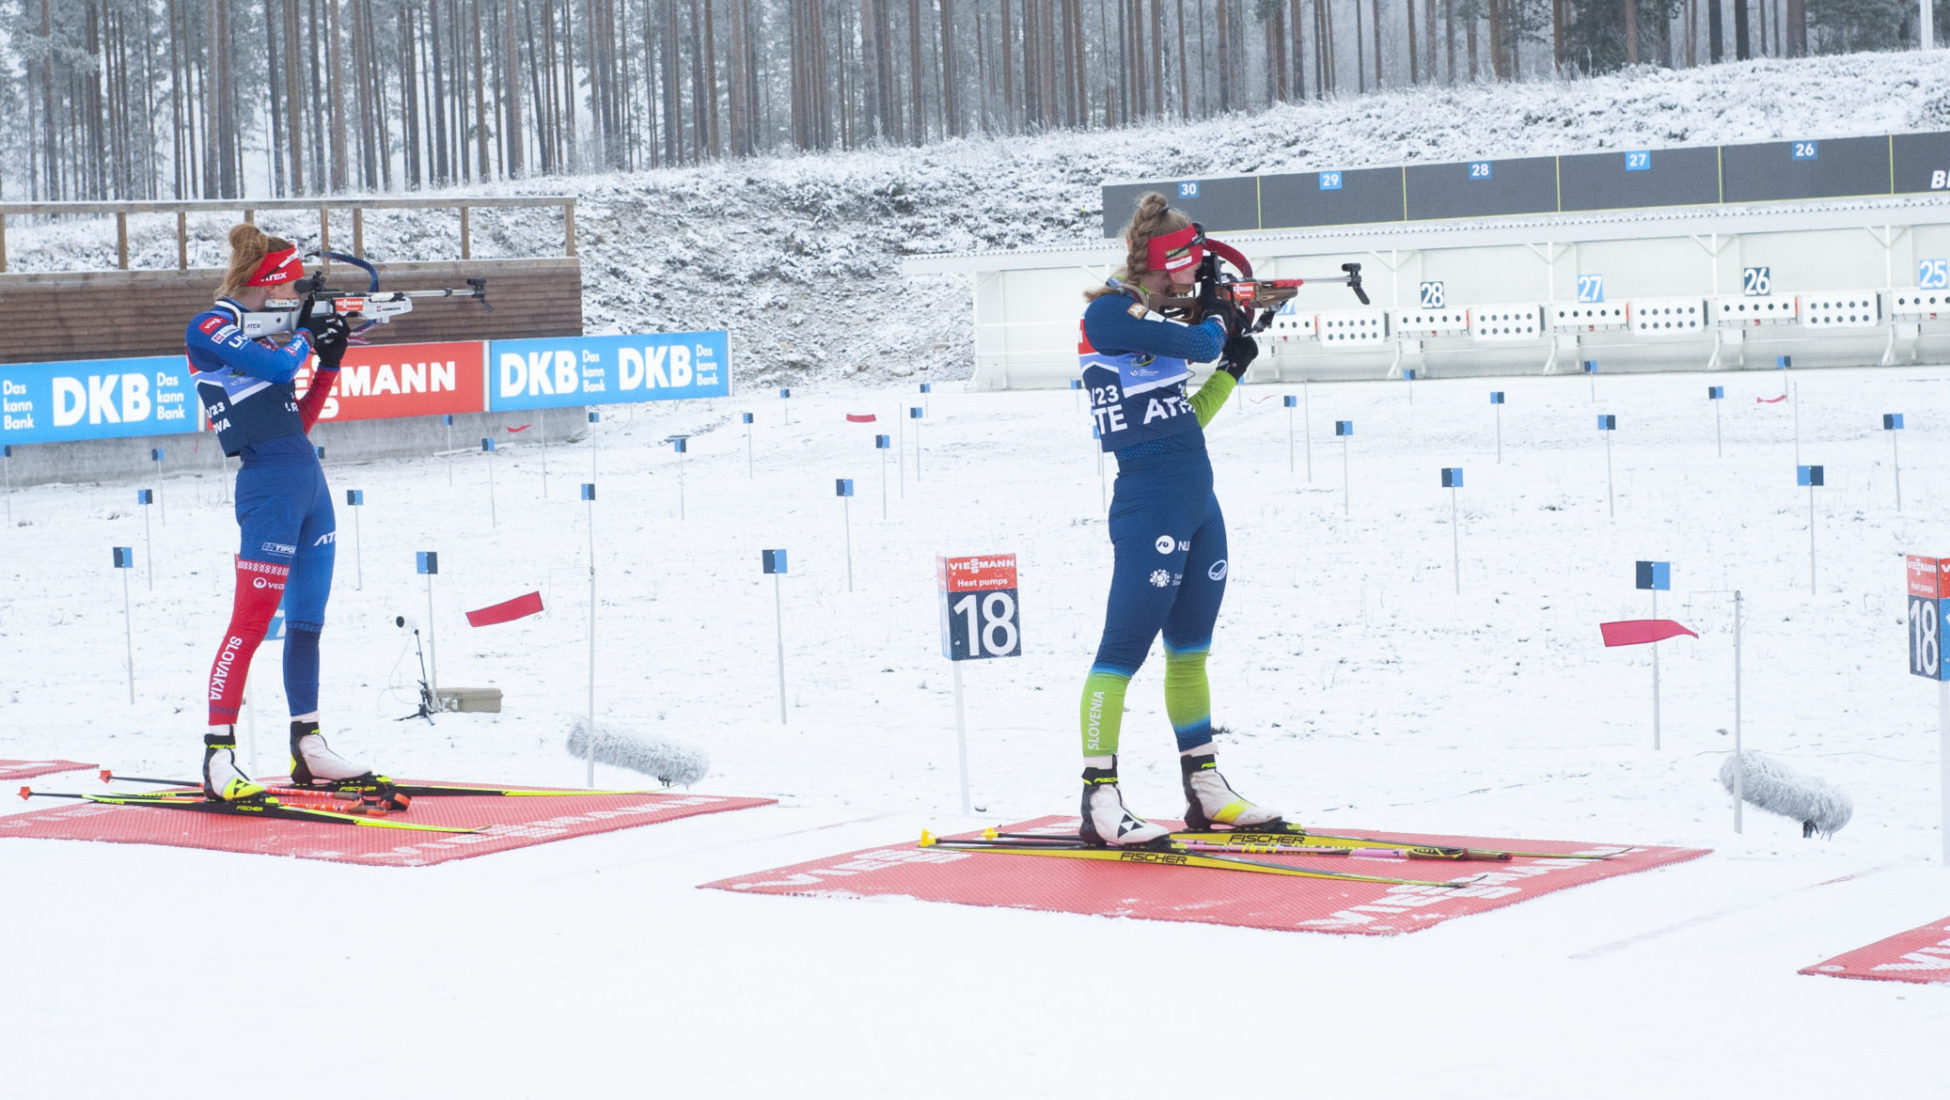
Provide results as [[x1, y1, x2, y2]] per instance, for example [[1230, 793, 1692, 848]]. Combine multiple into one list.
[[313, 532, 336, 546], [1208, 560, 1229, 581]]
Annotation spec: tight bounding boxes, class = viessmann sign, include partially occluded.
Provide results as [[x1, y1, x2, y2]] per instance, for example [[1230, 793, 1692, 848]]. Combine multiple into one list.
[[293, 341, 486, 422], [0, 331, 731, 446]]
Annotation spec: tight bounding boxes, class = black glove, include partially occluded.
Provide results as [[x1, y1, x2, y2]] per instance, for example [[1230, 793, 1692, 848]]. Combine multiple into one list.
[[1219, 333, 1258, 380], [1197, 279, 1238, 335], [303, 313, 351, 369]]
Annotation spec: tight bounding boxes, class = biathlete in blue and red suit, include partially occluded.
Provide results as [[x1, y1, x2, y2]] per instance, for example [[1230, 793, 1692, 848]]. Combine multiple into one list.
[[188, 223, 380, 802], [1071, 192, 1287, 847]]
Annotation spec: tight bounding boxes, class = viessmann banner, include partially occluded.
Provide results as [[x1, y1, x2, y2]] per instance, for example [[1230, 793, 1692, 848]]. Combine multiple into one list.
[[0, 330, 733, 446], [292, 340, 487, 423], [487, 331, 732, 411]]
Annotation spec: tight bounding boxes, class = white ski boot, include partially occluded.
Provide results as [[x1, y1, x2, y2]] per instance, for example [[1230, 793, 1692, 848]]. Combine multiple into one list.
[[289, 720, 378, 787], [202, 731, 266, 802], [1181, 753, 1285, 832], [1078, 760, 1171, 848]]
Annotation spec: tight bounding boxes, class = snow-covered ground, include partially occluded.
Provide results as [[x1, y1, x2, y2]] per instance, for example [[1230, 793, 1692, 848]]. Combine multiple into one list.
[[4, 51, 1949, 390], [4, 359, 1949, 1096]]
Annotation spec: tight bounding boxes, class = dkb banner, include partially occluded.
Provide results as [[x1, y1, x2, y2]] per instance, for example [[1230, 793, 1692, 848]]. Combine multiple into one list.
[[0, 355, 198, 444], [488, 331, 732, 411]]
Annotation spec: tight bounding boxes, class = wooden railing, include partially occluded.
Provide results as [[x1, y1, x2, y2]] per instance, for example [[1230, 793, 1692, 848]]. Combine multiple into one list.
[[0, 195, 576, 274]]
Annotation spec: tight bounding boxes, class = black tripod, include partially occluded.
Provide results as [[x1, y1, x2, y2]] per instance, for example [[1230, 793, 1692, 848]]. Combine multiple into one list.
[[396, 616, 438, 723]]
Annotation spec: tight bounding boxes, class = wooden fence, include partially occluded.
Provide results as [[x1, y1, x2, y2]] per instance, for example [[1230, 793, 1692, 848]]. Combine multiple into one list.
[[0, 197, 582, 364]]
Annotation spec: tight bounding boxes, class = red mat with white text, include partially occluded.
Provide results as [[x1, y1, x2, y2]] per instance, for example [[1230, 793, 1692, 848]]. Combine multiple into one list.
[[1803, 917, 1950, 985], [1, 784, 773, 866], [701, 815, 1709, 935], [0, 760, 97, 781]]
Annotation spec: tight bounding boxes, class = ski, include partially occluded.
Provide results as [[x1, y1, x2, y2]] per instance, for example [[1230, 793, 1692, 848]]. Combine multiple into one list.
[[1172, 826, 1628, 862], [919, 831, 1479, 888], [20, 787, 481, 834], [102, 771, 662, 800], [283, 780, 670, 799]]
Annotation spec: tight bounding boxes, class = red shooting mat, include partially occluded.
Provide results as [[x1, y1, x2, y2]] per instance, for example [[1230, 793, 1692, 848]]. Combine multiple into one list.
[[0, 760, 98, 781], [701, 815, 1709, 936], [0, 784, 774, 867], [1802, 917, 1950, 985]]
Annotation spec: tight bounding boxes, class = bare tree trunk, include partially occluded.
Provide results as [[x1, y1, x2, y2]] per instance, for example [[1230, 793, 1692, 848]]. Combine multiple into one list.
[[1444, 0, 1456, 82], [1786, 0, 1804, 56], [1369, 0, 1381, 86], [1734, 0, 1750, 59], [1408, 0, 1420, 82]]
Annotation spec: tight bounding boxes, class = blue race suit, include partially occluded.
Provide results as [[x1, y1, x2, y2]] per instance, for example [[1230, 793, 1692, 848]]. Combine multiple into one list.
[[1078, 291, 1236, 755], [186, 300, 334, 715]]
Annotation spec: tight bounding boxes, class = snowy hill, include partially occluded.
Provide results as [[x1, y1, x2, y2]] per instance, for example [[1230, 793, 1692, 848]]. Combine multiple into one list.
[[5, 52, 1949, 388]]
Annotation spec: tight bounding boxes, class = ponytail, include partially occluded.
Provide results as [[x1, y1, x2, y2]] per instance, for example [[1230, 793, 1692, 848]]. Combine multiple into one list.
[[1084, 191, 1192, 301], [217, 223, 297, 299]]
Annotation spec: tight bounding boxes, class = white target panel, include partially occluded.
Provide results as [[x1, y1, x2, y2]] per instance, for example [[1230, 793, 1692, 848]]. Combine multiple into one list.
[[1713, 295, 1800, 327], [1315, 310, 1389, 347], [1890, 290, 1950, 320], [1389, 308, 1470, 338], [1798, 291, 1883, 328], [1627, 298, 1706, 335], [1468, 304, 1544, 342], [1264, 310, 1318, 343], [1550, 303, 1629, 332]]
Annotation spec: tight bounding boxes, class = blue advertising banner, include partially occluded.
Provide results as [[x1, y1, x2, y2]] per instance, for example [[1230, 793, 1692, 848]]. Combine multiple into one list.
[[1, 356, 199, 444], [487, 331, 731, 411]]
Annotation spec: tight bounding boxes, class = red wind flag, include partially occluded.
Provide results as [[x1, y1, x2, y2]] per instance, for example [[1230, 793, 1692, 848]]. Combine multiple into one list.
[[1756, 395, 1787, 404], [1601, 619, 1699, 647], [845, 413, 877, 423], [506, 424, 533, 432], [466, 591, 545, 627]]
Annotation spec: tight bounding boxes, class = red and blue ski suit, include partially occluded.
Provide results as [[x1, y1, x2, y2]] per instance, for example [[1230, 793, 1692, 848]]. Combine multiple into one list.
[[186, 301, 338, 724]]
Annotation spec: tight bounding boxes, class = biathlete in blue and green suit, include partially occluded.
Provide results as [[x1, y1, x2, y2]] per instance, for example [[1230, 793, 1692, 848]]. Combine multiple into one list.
[[1073, 192, 1286, 847]]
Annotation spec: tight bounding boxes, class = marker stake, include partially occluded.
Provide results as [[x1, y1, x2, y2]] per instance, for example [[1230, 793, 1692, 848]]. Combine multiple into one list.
[[538, 411, 550, 501], [114, 547, 136, 704], [346, 490, 365, 590], [482, 438, 498, 527], [1652, 588, 1662, 749], [150, 449, 166, 525], [836, 479, 856, 593], [952, 660, 972, 814], [1733, 590, 1745, 834], [583, 483, 598, 787], [138, 490, 155, 592], [1304, 381, 1313, 481]]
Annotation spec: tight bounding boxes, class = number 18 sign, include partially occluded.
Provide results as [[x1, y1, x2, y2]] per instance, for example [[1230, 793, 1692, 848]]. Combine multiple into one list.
[[938, 554, 1022, 661], [1910, 556, 1950, 680]]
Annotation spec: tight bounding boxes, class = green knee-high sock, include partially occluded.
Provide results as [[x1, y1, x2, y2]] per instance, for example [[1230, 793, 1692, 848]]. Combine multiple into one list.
[[1080, 669, 1133, 758], [1163, 646, 1214, 753]]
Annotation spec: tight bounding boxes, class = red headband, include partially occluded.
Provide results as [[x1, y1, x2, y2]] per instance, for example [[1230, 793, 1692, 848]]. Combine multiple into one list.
[[246, 246, 304, 287], [1144, 224, 1203, 275]]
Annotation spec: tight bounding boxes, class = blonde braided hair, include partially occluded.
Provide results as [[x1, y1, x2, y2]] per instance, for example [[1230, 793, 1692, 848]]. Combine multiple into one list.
[[1085, 192, 1192, 301]]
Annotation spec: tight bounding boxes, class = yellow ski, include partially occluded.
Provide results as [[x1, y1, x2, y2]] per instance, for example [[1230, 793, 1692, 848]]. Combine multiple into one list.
[[1176, 828, 1626, 862], [920, 831, 1476, 888]]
